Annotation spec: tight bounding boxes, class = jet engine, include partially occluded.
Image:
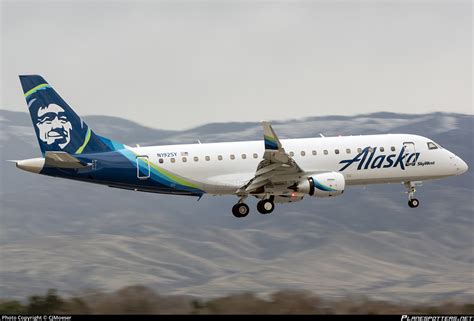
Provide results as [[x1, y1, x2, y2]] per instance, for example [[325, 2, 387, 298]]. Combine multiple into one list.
[[294, 172, 345, 197]]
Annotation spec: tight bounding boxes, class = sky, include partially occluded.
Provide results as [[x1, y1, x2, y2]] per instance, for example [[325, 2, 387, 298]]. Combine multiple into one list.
[[1, 0, 472, 130]]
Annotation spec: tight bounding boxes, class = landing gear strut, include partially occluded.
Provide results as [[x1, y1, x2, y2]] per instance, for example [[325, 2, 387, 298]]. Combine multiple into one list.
[[404, 181, 420, 208]]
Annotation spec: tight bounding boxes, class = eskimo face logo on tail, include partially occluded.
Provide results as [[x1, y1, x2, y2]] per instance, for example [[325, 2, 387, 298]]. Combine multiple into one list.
[[338, 146, 421, 171], [36, 103, 72, 149]]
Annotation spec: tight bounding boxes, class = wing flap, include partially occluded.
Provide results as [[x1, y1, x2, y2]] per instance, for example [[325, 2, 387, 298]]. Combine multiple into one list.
[[245, 179, 270, 192], [255, 163, 281, 176]]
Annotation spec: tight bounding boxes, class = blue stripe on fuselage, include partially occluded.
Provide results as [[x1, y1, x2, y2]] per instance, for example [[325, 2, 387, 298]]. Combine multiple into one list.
[[39, 150, 203, 196]]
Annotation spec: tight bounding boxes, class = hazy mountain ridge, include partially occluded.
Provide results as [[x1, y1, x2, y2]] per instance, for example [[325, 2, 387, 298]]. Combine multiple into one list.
[[0, 110, 472, 301]]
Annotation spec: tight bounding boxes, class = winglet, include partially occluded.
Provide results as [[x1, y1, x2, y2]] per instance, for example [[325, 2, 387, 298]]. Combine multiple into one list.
[[262, 121, 283, 151]]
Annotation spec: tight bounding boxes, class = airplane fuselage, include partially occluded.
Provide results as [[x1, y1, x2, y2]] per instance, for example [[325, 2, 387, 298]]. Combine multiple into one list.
[[15, 75, 469, 216], [18, 133, 467, 199]]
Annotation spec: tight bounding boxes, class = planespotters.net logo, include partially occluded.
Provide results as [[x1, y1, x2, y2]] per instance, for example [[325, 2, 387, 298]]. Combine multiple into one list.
[[402, 316, 474, 321]]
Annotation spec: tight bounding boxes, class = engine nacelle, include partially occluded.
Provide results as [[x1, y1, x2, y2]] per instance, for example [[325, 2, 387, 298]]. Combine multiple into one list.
[[296, 172, 345, 197]]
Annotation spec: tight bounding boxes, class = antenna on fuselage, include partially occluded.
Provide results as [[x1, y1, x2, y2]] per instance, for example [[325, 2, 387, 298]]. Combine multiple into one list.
[[319, 133, 325, 138], [196, 140, 201, 144]]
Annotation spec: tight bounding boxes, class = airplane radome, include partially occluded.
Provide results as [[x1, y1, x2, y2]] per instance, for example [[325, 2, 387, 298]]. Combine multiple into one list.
[[14, 75, 468, 217]]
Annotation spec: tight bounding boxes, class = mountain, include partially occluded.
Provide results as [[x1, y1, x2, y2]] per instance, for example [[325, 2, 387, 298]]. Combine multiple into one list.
[[0, 110, 472, 302]]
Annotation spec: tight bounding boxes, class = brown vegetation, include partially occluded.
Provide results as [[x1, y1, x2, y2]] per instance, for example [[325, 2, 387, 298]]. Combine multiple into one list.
[[1, 286, 473, 315]]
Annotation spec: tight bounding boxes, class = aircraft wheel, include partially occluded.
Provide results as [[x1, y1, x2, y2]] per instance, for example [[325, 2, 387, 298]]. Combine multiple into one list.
[[232, 203, 249, 218], [257, 200, 275, 214], [408, 198, 420, 208]]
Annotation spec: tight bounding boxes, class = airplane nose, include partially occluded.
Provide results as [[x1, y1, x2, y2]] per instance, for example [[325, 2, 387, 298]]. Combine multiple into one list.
[[456, 157, 468, 174]]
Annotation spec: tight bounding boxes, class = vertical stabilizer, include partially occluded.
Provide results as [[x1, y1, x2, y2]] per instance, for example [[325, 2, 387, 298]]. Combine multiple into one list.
[[20, 75, 117, 156]]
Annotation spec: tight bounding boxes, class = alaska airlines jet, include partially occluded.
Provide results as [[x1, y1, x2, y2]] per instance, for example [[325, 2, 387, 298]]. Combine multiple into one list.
[[14, 75, 468, 217]]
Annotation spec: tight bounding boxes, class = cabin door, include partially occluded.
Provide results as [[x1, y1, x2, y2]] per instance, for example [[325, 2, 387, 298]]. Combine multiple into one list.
[[136, 156, 150, 179], [403, 142, 417, 166]]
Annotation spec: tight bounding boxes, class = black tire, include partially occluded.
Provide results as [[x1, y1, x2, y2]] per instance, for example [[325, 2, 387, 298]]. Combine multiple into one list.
[[232, 203, 249, 218], [257, 200, 275, 214], [411, 198, 419, 208], [408, 198, 420, 208], [257, 201, 266, 214]]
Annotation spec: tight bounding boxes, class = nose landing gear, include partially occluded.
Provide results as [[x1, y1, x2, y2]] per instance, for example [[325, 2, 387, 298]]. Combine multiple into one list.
[[404, 181, 421, 208], [408, 198, 419, 208]]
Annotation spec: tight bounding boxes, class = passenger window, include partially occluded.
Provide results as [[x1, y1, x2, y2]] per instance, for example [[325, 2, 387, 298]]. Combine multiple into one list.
[[218, 155, 223, 161], [205, 156, 210, 161], [170, 158, 176, 163], [253, 153, 258, 159], [346, 148, 351, 154], [182, 157, 187, 163], [159, 158, 164, 164], [194, 156, 199, 162], [357, 148, 362, 153], [242, 154, 247, 159], [368, 147, 373, 153], [289, 152, 294, 157], [380, 147, 384, 152], [324, 150, 328, 155], [301, 151, 306, 156], [312, 150, 317, 156], [427, 142, 438, 150], [335, 149, 339, 155], [230, 154, 235, 160], [391, 146, 396, 152]]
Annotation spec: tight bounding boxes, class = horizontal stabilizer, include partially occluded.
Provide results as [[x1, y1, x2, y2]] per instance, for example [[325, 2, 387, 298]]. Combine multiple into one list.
[[45, 151, 87, 169]]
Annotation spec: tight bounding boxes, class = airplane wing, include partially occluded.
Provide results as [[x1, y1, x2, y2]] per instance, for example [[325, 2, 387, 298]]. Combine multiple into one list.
[[45, 151, 88, 169], [238, 121, 305, 194]]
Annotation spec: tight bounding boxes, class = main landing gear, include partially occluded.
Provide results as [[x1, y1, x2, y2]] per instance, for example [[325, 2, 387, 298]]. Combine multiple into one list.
[[404, 181, 420, 208], [232, 196, 275, 217], [257, 196, 275, 215], [232, 203, 250, 218]]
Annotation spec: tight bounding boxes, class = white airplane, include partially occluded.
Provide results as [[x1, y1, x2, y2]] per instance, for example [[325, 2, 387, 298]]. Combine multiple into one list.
[[15, 75, 469, 217]]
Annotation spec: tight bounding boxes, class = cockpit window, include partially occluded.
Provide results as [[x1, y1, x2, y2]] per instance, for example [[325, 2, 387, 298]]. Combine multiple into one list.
[[427, 142, 438, 150]]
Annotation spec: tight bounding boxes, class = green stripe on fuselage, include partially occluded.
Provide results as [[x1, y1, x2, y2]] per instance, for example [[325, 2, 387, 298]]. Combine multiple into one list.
[[148, 162, 200, 189], [130, 149, 201, 190]]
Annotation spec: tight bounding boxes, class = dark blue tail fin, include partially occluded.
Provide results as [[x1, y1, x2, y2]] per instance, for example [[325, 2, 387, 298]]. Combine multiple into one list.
[[20, 75, 119, 156]]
